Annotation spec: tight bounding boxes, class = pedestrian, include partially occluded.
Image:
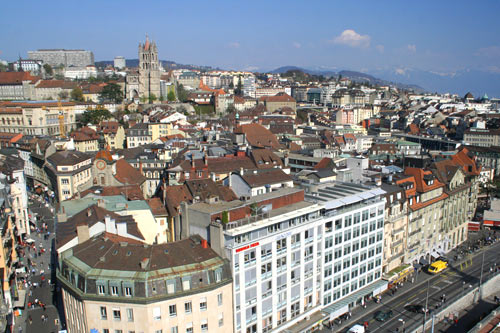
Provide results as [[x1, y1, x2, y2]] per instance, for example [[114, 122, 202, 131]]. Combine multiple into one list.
[[28, 315, 32, 324]]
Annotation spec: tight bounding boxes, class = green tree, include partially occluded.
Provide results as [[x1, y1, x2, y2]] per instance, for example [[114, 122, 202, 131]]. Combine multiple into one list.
[[167, 90, 176, 102], [159, 94, 165, 102], [148, 93, 157, 104], [99, 83, 123, 103], [176, 84, 189, 102], [79, 107, 112, 126], [70, 87, 84, 102], [58, 91, 69, 100], [43, 64, 53, 76]]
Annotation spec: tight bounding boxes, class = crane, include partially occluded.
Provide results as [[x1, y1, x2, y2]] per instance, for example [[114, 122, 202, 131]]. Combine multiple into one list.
[[57, 99, 66, 138]]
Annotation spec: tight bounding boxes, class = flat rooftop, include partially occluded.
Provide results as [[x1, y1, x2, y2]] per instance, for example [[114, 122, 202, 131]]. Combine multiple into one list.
[[301, 181, 385, 210]]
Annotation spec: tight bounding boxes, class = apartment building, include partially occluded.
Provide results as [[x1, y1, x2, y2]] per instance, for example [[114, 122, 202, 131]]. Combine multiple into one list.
[[0, 101, 77, 136], [58, 234, 233, 333], [45, 150, 93, 201], [126, 123, 151, 148], [464, 128, 500, 147], [380, 183, 408, 273]]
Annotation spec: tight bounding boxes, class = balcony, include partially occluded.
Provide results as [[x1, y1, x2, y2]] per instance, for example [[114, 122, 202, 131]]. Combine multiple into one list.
[[408, 241, 420, 250], [223, 211, 271, 230], [392, 239, 403, 247], [391, 227, 405, 236], [408, 228, 421, 237]]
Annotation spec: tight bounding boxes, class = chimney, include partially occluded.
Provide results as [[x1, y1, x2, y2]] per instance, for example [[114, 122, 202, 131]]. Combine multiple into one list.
[[180, 201, 190, 240], [210, 172, 216, 182], [57, 206, 67, 223], [204, 153, 208, 167], [191, 154, 195, 169], [104, 215, 115, 233], [201, 239, 208, 249], [139, 161, 143, 175], [87, 208, 92, 217], [76, 224, 90, 244], [97, 199, 106, 208], [239, 167, 244, 176], [116, 221, 127, 237]]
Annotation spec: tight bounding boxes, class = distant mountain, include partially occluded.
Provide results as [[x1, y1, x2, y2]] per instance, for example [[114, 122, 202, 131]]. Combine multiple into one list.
[[95, 59, 218, 71], [271, 66, 425, 92], [367, 68, 500, 98]]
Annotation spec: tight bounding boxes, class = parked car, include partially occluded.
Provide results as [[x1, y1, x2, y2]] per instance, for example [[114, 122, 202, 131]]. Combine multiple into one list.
[[374, 310, 393, 322]]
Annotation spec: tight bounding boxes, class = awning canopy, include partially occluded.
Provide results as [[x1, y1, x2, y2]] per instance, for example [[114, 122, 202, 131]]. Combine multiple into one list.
[[13, 289, 26, 308], [322, 279, 388, 320], [419, 257, 429, 265], [430, 251, 440, 258]]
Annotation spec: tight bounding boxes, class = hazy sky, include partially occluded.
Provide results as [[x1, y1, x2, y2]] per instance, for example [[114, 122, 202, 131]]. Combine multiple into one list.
[[1, 0, 500, 73]]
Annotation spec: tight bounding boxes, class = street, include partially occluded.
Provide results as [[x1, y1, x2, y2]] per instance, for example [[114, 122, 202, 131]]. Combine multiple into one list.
[[13, 194, 63, 333], [322, 240, 500, 333]]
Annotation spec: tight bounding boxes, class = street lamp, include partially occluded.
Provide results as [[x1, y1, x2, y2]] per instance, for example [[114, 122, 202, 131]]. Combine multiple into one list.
[[399, 318, 405, 332]]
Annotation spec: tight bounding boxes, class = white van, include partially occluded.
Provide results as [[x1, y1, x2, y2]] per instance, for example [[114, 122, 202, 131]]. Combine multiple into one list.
[[348, 324, 366, 333]]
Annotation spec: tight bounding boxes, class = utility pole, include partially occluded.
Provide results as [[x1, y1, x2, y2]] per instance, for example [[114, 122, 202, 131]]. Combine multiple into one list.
[[431, 314, 435, 333], [423, 279, 430, 332]]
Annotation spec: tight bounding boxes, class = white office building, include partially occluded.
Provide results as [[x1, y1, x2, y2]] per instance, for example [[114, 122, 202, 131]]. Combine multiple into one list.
[[186, 181, 387, 332], [300, 181, 388, 324]]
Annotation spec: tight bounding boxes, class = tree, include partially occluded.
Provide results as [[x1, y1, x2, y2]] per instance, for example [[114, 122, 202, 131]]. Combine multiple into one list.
[[0, 63, 8, 72], [43, 64, 53, 76], [58, 91, 69, 100], [70, 87, 84, 102], [78, 107, 112, 126], [159, 94, 165, 102], [176, 84, 188, 102], [99, 83, 123, 103], [148, 93, 157, 104], [167, 90, 176, 102]]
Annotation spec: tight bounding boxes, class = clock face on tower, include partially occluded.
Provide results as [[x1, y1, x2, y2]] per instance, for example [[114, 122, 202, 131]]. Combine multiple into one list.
[[96, 160, 106, 170]]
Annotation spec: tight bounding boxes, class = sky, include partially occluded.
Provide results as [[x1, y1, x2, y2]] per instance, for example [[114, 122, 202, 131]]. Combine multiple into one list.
[[1, 0, 500, 75]]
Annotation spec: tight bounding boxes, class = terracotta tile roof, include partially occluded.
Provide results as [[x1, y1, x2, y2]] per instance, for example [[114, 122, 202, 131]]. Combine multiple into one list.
[[234, 123, 282, 149], [314, 157, 335, 170], [404, 167, 444, 192], [259, 93, 296, 103], [164, 185, 193, 216], [99, 121, 121, 134], [0, 72, 39, 85], [69, 126, 99, 142], [71, 234, 221, 272], [114, 159, 146, 185], [146, 197, 168, 215], [95, 149, 113, 162], [36, 79, 77, 89], [56, 204, 144, 249], [185, 179, 237, 202], [451, 147, 481, 176], [241, 168, 291, 187], [234, 95, 245, 104], [0, 107, 23, 114], [250, 148, 284, 169]]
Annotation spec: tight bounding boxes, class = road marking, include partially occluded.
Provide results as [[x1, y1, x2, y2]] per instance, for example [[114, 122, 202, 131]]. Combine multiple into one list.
[[431, 285, 441, 291], [408, 295, 417, 300], [442, 279, 453, 284]]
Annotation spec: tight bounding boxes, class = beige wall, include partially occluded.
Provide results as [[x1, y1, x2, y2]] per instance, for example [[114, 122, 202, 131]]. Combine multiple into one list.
[[64, 282, 234, 333]]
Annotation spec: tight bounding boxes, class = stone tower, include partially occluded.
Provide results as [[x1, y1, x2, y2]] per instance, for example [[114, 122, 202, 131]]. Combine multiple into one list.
[[138, 36, 161, 100]]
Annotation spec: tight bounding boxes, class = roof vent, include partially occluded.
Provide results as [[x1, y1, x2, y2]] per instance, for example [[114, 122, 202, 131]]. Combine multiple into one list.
[[99, 256, 106, 262], [120, 242, 128, 247], [126, 251, 132, 256], [164, 249, 169, 254]]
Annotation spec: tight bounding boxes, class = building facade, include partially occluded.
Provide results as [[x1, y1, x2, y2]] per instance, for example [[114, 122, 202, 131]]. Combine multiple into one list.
[[58, 234, 233, 333], [28, 49, 94, 67]]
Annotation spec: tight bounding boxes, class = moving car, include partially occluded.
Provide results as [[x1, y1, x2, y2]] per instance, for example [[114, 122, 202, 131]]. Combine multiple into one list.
[[374, 310, 393, 322], [405, 304, 427, 314], [428, 260, 448, 274]]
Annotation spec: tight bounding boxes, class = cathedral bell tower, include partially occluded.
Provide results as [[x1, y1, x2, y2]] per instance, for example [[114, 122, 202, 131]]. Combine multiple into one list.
[[138, 35, 161, 101]]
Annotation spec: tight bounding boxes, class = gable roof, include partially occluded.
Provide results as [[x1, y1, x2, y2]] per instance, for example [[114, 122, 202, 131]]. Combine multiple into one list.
[[241, 168, 292, 187], [114, 158, 146, 185], [234, 123, 282, 149]]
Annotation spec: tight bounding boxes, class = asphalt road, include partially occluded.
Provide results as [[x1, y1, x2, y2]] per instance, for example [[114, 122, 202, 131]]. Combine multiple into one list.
[[324, 240, 500, 333]]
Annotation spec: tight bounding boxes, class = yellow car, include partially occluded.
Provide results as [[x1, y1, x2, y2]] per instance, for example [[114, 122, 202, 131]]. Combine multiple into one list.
[[428, 260, 448, 274]]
